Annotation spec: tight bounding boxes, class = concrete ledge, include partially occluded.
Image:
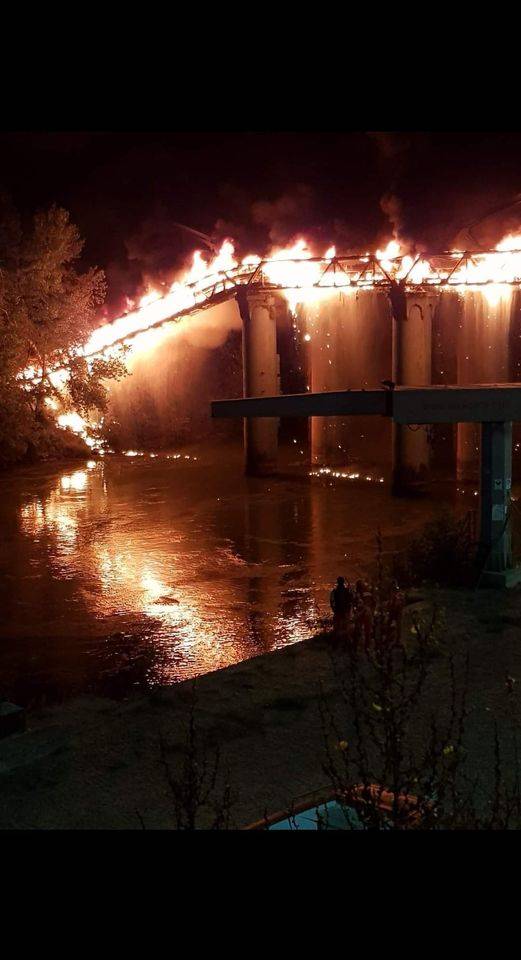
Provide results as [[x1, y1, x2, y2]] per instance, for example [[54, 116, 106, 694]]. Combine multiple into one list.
[[480, 566, 521, 589]]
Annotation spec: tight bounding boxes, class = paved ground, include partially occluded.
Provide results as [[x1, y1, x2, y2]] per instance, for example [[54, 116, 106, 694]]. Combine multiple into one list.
[[1, 586, 521, 829]]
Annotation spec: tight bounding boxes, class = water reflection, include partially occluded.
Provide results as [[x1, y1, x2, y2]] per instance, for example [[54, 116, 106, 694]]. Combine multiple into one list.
[[1, 448, 453, 703], [19, 473, 86, 551], [5, 454, 326, 698]]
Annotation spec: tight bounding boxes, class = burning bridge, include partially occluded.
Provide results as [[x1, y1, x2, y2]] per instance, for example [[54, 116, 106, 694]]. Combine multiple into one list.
[[83, 244, 521, 357], [83, 240, 521, 492]]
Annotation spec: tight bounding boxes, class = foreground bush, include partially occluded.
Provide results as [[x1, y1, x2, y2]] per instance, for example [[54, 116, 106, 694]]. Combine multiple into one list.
[[320, 568, 521, 829]]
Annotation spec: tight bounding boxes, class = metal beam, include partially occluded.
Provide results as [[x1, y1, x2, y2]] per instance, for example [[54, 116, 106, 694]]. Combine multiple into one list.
[[211, 383, 521, 587], [392, 385, 521, 424], [213, 384, 521, 425], [212, 389, 389, 420]]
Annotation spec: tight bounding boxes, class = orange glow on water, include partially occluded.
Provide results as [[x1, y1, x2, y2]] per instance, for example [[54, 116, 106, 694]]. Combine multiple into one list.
[[15, 456, 322, 683]]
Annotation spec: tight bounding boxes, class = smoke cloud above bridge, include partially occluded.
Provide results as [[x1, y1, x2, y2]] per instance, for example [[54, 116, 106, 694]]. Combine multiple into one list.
[[3, 132, 521, 315]]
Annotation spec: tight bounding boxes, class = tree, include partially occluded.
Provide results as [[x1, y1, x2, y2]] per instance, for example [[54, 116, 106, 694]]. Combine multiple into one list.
[[0, 201, 127, 464]]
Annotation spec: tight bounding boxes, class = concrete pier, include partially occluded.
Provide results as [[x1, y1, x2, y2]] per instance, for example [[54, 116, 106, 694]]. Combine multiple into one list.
[[307, 292, 390, 468], [479, 420, 514, 585], [457, 291, 512, 482], [309, 306, 346, 465], [457, 295, 481, 481], [238, 290, 280, 476], [390, 283, 432, 493]]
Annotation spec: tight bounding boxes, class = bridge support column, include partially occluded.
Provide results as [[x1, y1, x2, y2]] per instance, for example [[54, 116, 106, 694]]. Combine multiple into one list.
[[456, 299, 479, 482], [238, 290, 279, 476], [479, 421, 520, 586], [390, 284, 432, 494], [457, 290, 512, 482], [310, 313, 334, 465], [456, 423, 479, 482]]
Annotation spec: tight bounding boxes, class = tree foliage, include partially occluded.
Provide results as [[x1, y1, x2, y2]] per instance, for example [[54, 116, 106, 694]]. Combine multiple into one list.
[[0, 199, 127, 465]]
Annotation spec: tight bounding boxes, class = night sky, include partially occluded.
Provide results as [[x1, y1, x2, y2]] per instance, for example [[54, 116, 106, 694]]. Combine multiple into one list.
[[2, 131, 521, 316]]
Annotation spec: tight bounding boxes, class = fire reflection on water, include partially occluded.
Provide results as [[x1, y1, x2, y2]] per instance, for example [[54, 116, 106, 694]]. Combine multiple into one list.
[[14, 455, 319, 692], [91, 545, 231, 677]]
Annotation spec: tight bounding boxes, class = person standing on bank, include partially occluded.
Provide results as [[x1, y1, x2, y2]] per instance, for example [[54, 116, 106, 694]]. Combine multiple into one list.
[[330, 576, 353, 633]]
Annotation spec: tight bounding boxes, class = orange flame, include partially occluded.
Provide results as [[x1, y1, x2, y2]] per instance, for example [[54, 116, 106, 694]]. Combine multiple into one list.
[[25, 231, 521, 446]]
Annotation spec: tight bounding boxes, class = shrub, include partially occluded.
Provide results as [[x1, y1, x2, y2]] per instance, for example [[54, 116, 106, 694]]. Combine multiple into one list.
[[391, 510, 477, 587], [320, 574, 521, 829]]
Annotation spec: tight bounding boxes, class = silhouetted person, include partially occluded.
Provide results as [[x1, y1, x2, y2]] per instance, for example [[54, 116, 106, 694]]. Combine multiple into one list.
[[330, 576, 353, 633]]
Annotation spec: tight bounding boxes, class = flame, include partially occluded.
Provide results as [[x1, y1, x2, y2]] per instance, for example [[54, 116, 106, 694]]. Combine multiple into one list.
[[21, 230, 521, 446], [57, 412, 98, 447], [82, 239, 240, 359], [26, 231, 521, 373], [375, 239, 402, 273], [310, 468, 385, 483]]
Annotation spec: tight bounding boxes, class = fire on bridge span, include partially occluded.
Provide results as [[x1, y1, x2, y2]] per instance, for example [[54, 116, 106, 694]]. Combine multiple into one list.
[[68, 236, 521, 360], [23, 233, 521, 484], [24, 235, 521, 368]]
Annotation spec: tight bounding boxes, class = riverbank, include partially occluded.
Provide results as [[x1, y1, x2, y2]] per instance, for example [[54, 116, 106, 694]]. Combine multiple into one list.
[[1, 584, 521, 829]]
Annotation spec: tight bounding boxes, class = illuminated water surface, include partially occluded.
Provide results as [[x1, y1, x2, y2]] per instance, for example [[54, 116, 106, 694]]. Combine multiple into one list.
[[0, 446, 470, 704]]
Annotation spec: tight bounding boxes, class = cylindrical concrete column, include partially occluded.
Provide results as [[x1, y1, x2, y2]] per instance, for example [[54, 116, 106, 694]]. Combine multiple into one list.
[[457, 290, 512, 482], [479, 420, 512, 581], [310, 309, 336, 465], [390, 283, 432, 494], [307, 297, 350, 466], [430, 292, 458, 479], [238, 290, 279, 476], [457, 293, 480, 481]]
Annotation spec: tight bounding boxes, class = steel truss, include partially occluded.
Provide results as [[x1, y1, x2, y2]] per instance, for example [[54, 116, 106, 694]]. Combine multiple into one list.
[[84, 248, 521, 358]]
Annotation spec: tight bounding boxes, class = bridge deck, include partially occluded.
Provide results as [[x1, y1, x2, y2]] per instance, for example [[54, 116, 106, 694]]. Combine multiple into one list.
[[84, 248, 521, 357]]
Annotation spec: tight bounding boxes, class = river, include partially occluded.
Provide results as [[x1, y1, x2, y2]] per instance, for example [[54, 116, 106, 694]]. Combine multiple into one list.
[[0, 443, 473, 705]]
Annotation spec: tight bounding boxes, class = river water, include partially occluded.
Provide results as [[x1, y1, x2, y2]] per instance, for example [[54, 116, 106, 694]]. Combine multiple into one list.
[[0, 444, 471, 705]]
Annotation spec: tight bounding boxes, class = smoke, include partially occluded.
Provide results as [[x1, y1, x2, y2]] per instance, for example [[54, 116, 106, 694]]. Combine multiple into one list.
[[369, 131, 521, 253], [104, 185, 322, 314], [103, 258, 144, 318], [369, 132, 425, 252], [379, 192, 415, 252], [369, 132, 413, 251], [124, 211, 191, 294], [214, 183, 372, 257], [100, 133, 521, 321], [452, 196, 521, 250], [172, 300, 242, 350], [250, 184, 315, 245], [106, 300, 243, 449]]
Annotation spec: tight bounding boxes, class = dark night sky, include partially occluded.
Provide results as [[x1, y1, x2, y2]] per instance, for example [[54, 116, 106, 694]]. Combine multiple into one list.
[[2, 131, 521, 317]]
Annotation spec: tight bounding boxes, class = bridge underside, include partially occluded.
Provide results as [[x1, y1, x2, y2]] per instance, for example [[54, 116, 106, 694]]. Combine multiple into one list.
[[213, 385, 521, 587], [85, 249, 521, 483]]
